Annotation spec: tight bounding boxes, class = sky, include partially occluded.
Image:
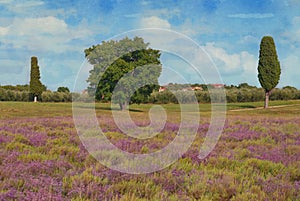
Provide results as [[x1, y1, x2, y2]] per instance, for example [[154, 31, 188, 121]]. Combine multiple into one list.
[[0, 0, 300, 91]]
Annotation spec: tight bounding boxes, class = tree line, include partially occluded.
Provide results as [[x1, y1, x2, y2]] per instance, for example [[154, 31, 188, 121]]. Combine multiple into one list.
[[149, 84, 300, 104], [1, 83, 299, 103], [0, 86, 73, 102]]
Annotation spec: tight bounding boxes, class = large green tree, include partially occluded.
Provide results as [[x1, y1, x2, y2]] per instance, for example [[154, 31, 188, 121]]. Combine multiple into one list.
[[257, 36, 281, 108], [57, 86, 70, 93], [85, 37, 162, 110], [29, 56, 44, 102]]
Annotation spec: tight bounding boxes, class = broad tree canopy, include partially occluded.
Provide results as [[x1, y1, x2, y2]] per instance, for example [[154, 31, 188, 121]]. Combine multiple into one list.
[[85, 37, 162, 109]]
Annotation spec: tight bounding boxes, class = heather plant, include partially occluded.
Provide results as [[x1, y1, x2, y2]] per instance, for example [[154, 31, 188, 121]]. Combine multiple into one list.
[[0, 102, 299, 200]]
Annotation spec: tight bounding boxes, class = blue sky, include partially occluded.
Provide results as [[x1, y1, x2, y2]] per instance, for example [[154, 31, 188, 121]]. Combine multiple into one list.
[[0, 0, 300, 91]]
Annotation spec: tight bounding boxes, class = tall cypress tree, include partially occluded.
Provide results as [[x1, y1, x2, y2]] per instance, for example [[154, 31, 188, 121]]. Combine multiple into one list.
[[29, 56, 43, 102], [258, 36, 281, 108]]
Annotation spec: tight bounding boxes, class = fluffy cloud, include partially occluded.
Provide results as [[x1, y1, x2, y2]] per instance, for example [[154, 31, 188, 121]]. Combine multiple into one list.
[[0, 15, 93, 89], [280, 53, 300, 88], [12, 16, 68, 35], [204, 43, 241, 73], [140, 16, 171, 29], [0, 27, 8, 35], [283, 16, 300, 44], [0, 16, 92, 53], [130, 29, 258, 85], [240, 51, 257, 75], [202, 43, 258, 85]]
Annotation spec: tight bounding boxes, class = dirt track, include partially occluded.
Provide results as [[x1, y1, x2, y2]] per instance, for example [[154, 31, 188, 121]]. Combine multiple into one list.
[[229, 104, 300, 112]]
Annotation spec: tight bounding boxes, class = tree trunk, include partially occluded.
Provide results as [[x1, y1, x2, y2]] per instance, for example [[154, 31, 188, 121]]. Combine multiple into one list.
[[34, 96, 37, 103], [119, 101, 127, 110], [264, 91, 269, 109]]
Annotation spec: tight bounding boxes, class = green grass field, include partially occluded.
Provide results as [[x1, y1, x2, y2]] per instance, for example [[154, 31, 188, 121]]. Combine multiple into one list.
[[1, 99, 299, 118]]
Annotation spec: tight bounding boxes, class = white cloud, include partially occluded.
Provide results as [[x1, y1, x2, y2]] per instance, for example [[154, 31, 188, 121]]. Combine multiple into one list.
[[240, 51, 257, 74], [0, 0, 77, 19], [12, 16, 68, 36], [143, 8, 181, 20], [0, 16, 93, 53], [204, 43, 241, 73], [140, 16, 171, 29], [129, 30, 257, 85], [228, 13, 274, 19], [239, 35, 259, 44], [115, 29, 222, 84], [283, 16, 300, 44], [280, 53, 300, 88], [175, 19, 212, 36], [0, 0, 12, 4], [0, 26, 8, 35], [201, 43, 258, 85], [280, 16, 300, 88], [14, 0, 44, 7], [1, 0, 44, 14]]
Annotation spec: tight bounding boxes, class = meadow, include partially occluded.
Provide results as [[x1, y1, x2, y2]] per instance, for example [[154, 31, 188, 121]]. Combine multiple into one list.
[[0, 101, 299, 200]]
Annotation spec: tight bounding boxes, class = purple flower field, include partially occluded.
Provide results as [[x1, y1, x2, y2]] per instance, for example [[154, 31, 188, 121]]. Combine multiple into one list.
[[0, 102, 299, 200]]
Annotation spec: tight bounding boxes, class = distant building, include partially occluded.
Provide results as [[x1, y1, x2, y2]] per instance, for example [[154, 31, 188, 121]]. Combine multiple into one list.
[[191, 86, 203, 91], [158, 85, 203, 92], [210, 84, 225, 89], [158, 84, 223, 92], [159, 86, 166, 92], [81, 89, 88, 95]]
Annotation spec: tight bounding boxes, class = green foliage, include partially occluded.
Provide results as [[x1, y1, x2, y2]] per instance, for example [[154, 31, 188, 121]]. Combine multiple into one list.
[[102, 49, 161, 108], [0, 84, 29, 91], [85, 37, 162, 109], [0, 84, 299, 104], [85, 37, 148, 93], [29, 56, 45, 101], [258, 36, 281, 93], [270, 87, 300, 101], [41, 91, 72, 102], [0, 88, 29, 101], [237, 83, 257, 89], [57, 86, 70, 93], [149, 91, 178, 104], [150, 87, 269, 104]]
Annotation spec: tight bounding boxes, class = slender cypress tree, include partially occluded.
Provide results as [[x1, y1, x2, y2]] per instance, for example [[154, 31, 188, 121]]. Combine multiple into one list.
[[29, 56, 43, 102], [258, 36, 281, 108]]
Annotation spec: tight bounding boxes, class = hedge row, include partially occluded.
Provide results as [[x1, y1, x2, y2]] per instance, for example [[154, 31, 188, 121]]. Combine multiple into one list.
[[148, 87, 300, 104], [0, 88, 30, 101], [0, 89, 76, 102], [1, 87, 299, 103]]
